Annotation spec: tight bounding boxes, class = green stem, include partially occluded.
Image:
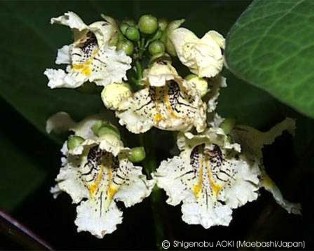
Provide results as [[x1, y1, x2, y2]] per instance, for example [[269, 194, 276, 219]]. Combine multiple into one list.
[[150, 187, 165, 250], [135, 60, 143, 80], [140, 133, 165, 250]]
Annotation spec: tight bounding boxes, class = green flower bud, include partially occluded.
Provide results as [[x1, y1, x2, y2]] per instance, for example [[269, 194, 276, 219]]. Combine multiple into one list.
[[117, 40, 134, 56], [128, 147, 146, 163], [138, 14, 158, 34], [67, 135, 84, 150], [148, 40, 165, 55], [120, 22, 129, 35], [221, 118, 236, 135], [125, 26, 140, 41], [97, 125, 121, 139], [158, 18, 168, 31]]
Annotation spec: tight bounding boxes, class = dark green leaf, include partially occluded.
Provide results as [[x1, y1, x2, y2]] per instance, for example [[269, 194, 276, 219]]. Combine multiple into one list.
[[226, 0, 314, 118], [0, 129, 46, 211]]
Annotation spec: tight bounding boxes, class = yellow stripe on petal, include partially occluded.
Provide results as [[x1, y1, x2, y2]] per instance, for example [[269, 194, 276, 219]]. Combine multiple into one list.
[[72, 49, 99, 76], [108, 184, 118, 200], [154, 113, 164, 123], [88, 165, 104, 197], [205, 158, 222, 198], [72, 62, 92, 76], [193, 160, 203, 199]]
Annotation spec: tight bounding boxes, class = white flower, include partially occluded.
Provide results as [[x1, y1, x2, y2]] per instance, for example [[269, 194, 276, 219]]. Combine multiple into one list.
[[154, 129, 260, 229], [231, 118, 301, 214], [169, 27, 225, 78], [44, 12, 131, 89], [50, 115, 154, 238], [115, 63, 207, 133]]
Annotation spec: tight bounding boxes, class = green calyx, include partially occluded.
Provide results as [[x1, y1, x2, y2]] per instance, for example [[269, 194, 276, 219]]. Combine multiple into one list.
[[92, 121, 121, 139], [221, 118, 236, 135], [128, 147, 146, 163], [67, 135, 85, 150], [158, 18, 168, 31]]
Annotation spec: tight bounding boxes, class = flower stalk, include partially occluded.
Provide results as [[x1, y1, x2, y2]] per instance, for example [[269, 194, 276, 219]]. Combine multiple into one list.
[[141, 132, 166, 250]]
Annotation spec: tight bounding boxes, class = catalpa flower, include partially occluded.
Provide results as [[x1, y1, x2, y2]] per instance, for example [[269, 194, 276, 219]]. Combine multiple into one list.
[[48, 113, 154, 237], [107, 61, 207, 134], [230, 118, 301, 214], [155, 127, 259, 228], [44, 12, 131, 89], [154, 122, 300, 229], [168, 22, 225, 78]]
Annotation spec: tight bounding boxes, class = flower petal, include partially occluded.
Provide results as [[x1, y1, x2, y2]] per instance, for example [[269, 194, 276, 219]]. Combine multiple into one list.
[[117, 79, 206, 133], [98, 135, 124, 156], [202, 31, 225, 50], [46, 111, 76, 134], [155, 130, 261, 229], [144, 61, 179, 87], [207, 76, 227, 113], [169, 27, 224, 78], [154, 156, 193, 206], [75, 200, 122, 238], [55, 45, 72, 65], [231, 118, 301, 214], [55, 161, 89, 203], [89, 47, 132, 86], [114, 159, 155, 207], [44, 68, 85, 89], [89, 20, 117, 47], [51, 11, 87, 31], [261, 173, 301, 214], [181, 200, 232, 228]]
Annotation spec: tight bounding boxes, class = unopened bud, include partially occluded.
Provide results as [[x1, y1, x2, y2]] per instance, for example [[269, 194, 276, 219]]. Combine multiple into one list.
[[149, 40, 165, 55], [125, 26, 140, 41], [138, 14, 158, 35], [128, 147, 146, 163], [117, 40, 134, 56]]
